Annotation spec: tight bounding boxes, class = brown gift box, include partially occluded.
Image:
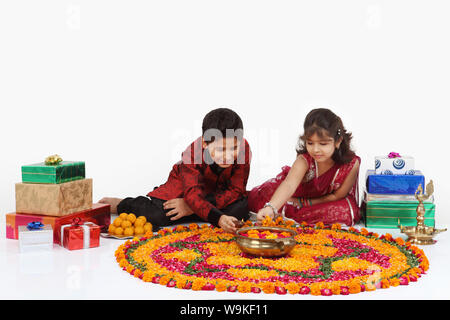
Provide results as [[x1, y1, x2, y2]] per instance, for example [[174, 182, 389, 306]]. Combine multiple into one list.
[[15, 178, 93, 216]]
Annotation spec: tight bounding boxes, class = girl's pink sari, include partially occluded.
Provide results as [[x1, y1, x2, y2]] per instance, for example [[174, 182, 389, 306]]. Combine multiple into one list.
[[248, 153, 361, 226]]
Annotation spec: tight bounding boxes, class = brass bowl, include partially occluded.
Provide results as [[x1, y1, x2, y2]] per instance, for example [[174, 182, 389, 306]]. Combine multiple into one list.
[[236, 226, 297, 257]]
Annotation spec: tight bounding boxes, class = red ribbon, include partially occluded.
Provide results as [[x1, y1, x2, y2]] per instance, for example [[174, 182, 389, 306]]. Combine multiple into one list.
[[71, 217, 83, 226]]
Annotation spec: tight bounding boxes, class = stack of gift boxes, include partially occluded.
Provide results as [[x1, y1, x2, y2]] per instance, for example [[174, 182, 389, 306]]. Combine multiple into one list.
[[5, 158, 110, 251], [362, 153, 435, 229]]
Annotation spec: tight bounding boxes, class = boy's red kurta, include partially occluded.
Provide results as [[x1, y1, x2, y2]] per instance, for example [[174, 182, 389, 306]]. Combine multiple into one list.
[[147, 137, 252, 222]]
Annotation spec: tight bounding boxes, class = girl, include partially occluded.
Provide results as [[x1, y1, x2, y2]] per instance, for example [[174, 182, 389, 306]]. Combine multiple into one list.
[[250, 108, 361, 226]]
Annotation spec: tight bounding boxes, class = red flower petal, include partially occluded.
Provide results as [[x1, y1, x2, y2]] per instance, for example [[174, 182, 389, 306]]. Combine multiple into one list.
[[227, 286, 237, 292], [275, 286, 287, 295], [299, 286, 310, 295], [251, 287, 261, 294]]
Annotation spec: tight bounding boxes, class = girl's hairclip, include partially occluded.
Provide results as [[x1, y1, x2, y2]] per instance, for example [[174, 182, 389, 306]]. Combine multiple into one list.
[[337, 128, 341, 136]]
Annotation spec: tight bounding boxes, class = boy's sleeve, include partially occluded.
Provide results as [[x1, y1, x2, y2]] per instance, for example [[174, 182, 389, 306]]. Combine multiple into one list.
[[180, 163, 224, 226]]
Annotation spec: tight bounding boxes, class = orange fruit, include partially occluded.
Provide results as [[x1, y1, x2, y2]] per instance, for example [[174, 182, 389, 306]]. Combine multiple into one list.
[[119, 213, 128, 220], [108, 224, 116, 234], [134, 219, 145, 228], [115, 227, 124, 236], [121, 220, 132, 229], [127, 213, 137, 224], [113, 218, 123, 227], [143, 222, 153, 233], [134, 226, 144, 235], [137, 216, 147, 224], [124, 227, 134, 237]]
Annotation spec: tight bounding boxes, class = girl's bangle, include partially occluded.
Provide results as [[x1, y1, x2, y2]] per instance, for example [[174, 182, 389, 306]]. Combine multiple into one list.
[[298, 197, 312, 208], [264, 202, 278, 216], [297, 197, 304, 208]]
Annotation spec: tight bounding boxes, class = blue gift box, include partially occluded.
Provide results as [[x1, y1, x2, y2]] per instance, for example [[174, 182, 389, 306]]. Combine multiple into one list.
[[366, 170, 425, 195]]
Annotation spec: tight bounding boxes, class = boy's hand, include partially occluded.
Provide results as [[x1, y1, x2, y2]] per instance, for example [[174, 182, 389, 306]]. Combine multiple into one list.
[[99, 197, 123, 215], [256, 206, 274, 224], [218, 215, 239, 234], [164, 198, 194, 221]]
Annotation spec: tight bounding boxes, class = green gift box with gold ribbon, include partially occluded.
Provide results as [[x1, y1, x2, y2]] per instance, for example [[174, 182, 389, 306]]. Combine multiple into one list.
[[363, 200, 435, 229], [21, 161, 85, 184]]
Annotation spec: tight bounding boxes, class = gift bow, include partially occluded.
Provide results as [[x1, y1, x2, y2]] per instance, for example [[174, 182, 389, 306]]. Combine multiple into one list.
[[27, 221, 44, 231], [71, 217, 82, 226], [61, 218, 95, 249], [388, 152, 401, 158], [45, 154, 63, 165]]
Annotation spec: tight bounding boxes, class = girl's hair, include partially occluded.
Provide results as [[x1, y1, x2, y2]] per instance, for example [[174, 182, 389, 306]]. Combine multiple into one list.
[[296, 108, 355, 164]]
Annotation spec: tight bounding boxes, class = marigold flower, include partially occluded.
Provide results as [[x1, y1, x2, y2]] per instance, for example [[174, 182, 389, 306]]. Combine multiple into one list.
[[215, 281, 228, 292], [159, 275, 170, 286], [192, 278, 207, 291], [389, 278, 400, 287], [237, 281, 252, 293], [315, 222, 325, 229], [286, 282, 300, 294], [381, 279, 390, 289], [261, 282, 275, 294], [395, 237, 405, 246], [114, 218, 428, 296], [189, 223, 199, 231], [331, 223, 341, 230], [349, 283, 361, 294], [360, 228, 369, 236]]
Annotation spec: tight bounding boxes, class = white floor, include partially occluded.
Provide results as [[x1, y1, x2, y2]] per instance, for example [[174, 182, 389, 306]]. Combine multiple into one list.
[[1, 216, 449, 300]]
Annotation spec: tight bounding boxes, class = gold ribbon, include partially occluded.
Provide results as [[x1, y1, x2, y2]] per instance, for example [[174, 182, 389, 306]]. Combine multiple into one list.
[[45, 154, 63, 165]]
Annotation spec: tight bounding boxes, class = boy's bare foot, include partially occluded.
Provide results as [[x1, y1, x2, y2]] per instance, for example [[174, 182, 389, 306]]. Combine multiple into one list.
[[99, 197, 123, 215]]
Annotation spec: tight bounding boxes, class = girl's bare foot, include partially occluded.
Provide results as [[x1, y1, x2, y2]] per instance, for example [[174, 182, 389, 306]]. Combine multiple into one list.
[[99, 197, 123, 215]]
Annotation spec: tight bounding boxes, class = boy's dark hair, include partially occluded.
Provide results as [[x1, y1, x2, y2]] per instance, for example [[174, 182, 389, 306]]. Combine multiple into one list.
[[202, 108, 244, 144], [296, 108, 355, 164]]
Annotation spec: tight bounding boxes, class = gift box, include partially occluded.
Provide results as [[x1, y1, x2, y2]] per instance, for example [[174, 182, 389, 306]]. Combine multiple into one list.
[[22, 161, 85, 184], [15, 178, 93, 216], [366, 170, 425, 195], [364, 189, 434, 203], [375, 154, 415, 175], [18, 222, 53, 253], [363, 200, 435, 229], [6, 202, 110, 244], [61, 218, 100, 250]]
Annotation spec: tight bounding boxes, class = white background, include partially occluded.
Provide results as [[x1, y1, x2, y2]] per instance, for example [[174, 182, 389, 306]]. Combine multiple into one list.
[[1, 0, 450, 300]]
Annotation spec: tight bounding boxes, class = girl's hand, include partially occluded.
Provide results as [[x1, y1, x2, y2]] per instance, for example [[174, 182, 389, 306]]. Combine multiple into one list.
[[256, 206, 275, 224], [218, 215, 239, 234], [164, 198, 194, 221]]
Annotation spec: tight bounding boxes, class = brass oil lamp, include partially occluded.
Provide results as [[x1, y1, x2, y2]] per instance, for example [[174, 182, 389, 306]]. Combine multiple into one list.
[[398, 180, 446, 245]]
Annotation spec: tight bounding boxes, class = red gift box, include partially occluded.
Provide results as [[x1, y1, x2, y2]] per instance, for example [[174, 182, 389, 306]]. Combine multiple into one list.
[[5, 203, 110, 244], [61, 217, 100, 250]]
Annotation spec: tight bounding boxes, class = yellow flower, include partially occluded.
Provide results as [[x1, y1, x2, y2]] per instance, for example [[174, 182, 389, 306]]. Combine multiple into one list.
[[285, 282, 300, 294], [261, 282, 275, 294], [331, 223, 341, 230], [192, 278, 207, 291], [237, 281, 252, 293], [114, 218, 428, 296]]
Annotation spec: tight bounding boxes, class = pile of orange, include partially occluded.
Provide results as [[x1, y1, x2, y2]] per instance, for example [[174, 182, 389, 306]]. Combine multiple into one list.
[[108, 213, 152, 237]]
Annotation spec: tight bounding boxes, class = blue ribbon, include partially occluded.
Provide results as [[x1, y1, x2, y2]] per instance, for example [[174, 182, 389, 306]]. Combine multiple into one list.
[[27, 221, 44, 231]]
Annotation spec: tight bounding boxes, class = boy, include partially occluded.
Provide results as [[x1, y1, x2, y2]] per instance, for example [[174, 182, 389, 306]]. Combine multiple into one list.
[[100, 108, 251, 233]]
